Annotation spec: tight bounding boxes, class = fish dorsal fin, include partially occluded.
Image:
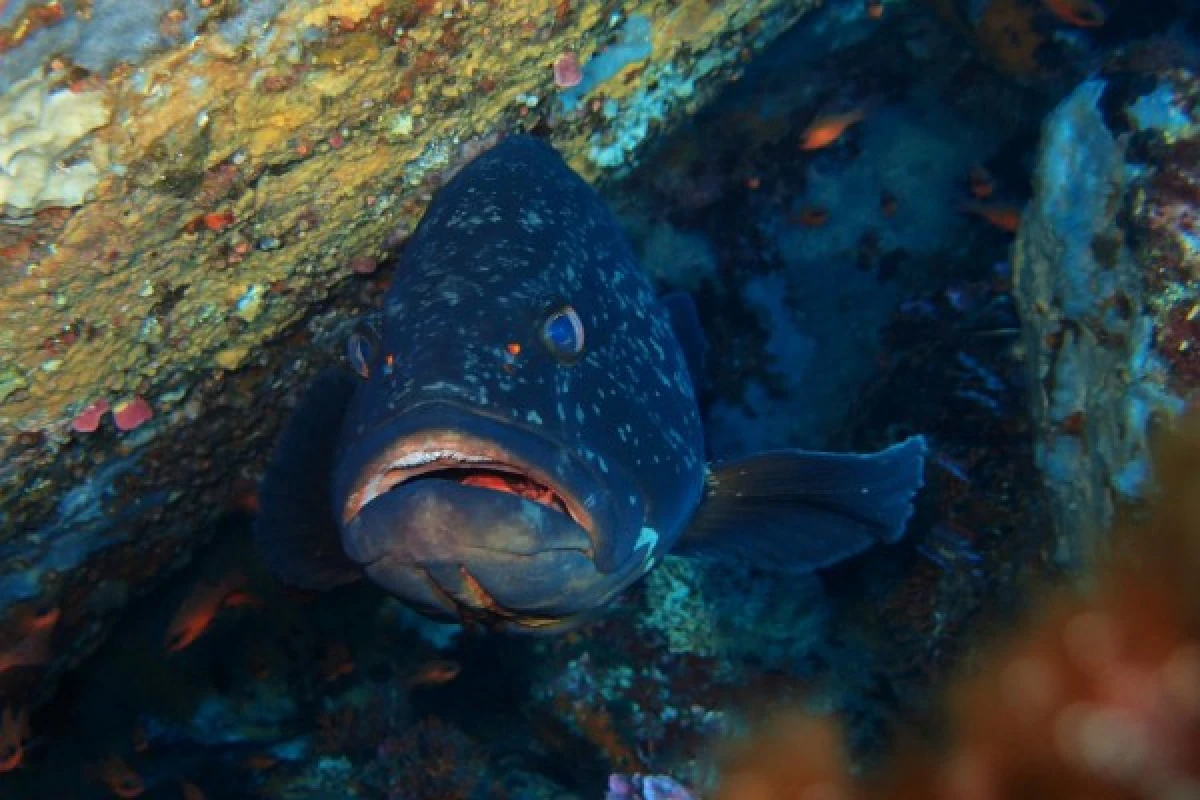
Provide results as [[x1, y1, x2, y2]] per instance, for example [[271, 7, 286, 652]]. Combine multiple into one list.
[[660, 291, 708, 390], [254, 369, 363, 589], [677, 436, 927, 571]]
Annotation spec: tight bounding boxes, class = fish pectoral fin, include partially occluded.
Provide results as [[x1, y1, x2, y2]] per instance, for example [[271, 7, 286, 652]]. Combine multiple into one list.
[[660, 291, 708, 391], [676, 435, 928, 571], [254, 368, 363, 590]]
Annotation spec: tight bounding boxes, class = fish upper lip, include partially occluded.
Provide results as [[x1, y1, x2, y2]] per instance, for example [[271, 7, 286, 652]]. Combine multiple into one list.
[[341, 426, 597, 547]]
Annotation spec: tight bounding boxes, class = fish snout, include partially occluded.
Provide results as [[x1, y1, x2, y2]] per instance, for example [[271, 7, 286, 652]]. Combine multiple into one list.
[[342, 480, 636, 629]]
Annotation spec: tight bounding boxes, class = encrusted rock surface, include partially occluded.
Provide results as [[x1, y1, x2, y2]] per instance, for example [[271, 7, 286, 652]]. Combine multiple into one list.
[[0, 0, 817, 702], [1014, 55, 1200, 574]]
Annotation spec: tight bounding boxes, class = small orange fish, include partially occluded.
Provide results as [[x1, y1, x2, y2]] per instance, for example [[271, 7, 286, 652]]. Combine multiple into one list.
[[180, 780, 206, 800], [865, 0, 884, 19], [247, 650, 272, 680], [960, 201, 1022, 233], [879, 189, 897, 218], [243, 753, 278, 771], [222, 590, 262, 609], [131, 719, 148, 753], [799, 106, 870, 151], [228, 478, 259, 514], [96, 755, 144, 798], [1043, 0, 1107, 27], [320, 641, 355, 682], [0, 707, 30, 773], [407, 659, 461, 686], [967, 165, 995, 199], [0, 607, 60, 674], [165, 573, 255, 652], [791, 206, 830, 227]]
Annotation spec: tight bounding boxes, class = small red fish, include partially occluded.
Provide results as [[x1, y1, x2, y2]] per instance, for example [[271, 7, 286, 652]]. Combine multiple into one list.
[[320, 641, 355, 682], [967, 165, 995, 200], [1043, 0, 1107, 27], [960, 201, 1021, 233], [791, 206, 830, 227], [247, 649, 273, 680], [0, 707, 30, 772], [407, 659, 461, 686], [799, 104, 871, 151], [243, 753, 278, 771], [228, 478, 259, 514], [165, 573, 256, 652], [181, 780, 206, 800], [0, 607, 60, 674], [880, 189, 897, 217], [131, 719, 149, 753], [96, 755, 144, 798], [222, 590, 263, 609]]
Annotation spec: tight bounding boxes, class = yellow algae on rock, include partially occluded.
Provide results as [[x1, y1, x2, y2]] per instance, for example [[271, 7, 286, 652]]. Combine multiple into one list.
[[0, 0, 817, 442], [301, 0, 383, 29], [654, 0, 737, 53], [214, 346, 251, 371], [0, 71, 111, 217]]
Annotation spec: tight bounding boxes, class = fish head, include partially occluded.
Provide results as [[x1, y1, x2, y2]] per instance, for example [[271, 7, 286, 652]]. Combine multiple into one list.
[[329, 136, 706, 632]]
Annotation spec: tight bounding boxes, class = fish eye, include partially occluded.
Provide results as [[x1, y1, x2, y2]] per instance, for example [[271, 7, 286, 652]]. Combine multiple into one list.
[[540, 305, 585, 361]]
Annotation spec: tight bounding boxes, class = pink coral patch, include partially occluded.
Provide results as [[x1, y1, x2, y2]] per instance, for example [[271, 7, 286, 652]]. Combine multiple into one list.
[[71, 398, 110, 433], [112, 395, 154, 432], [553, 52, 583, 89]]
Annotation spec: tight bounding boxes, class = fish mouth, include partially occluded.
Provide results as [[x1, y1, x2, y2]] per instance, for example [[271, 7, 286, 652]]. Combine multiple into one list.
[[342, 429, 595, 552], [335, 408, 643, 630]]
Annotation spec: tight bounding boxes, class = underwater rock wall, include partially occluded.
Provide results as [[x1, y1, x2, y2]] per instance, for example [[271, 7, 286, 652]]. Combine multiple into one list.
[[1014, 60, 1200, 572], [0, 0, 817, 699]]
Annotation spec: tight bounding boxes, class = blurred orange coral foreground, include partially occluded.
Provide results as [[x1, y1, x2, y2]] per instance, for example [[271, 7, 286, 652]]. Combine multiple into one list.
[[715, 413, 1200, 800]]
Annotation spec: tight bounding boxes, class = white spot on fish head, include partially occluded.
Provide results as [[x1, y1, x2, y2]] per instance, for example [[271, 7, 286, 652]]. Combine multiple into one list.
[[518, 208, 544, 232], [635, 526, 658, 555]]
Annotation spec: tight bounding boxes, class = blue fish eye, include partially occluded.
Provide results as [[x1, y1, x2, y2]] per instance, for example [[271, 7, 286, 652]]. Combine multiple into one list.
[[540, 305, 585, 360]]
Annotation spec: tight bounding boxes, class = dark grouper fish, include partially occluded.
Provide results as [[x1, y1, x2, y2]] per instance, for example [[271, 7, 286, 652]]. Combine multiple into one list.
[[255, 135, 927, 633]]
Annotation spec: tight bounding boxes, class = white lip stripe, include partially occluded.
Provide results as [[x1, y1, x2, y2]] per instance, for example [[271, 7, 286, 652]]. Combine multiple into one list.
[[390, 450, 493, 468]]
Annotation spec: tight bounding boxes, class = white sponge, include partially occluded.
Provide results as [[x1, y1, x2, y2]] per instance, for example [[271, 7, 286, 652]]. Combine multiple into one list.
[[0, 71, 110, 216]]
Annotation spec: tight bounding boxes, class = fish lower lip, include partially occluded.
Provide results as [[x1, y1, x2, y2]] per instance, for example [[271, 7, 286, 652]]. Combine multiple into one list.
[[342, 477, 595, 566], [361, 545, 613, 623]]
